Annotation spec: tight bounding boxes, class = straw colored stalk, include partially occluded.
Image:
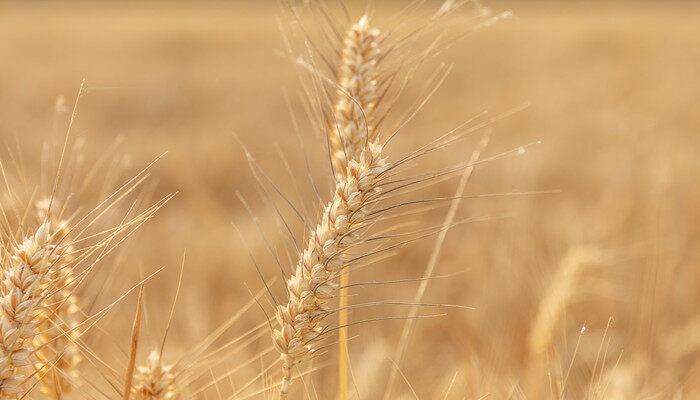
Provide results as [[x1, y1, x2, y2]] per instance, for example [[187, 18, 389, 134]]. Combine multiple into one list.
[[131, 349, 175, 400], [32, 206, 82, 398], [329, 15, 381, 179], [0, 223, 62, 398], [272, 141, 387, 395]]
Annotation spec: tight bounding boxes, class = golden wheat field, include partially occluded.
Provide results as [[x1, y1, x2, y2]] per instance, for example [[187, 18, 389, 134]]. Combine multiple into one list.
[[0, 0, 698, 399]]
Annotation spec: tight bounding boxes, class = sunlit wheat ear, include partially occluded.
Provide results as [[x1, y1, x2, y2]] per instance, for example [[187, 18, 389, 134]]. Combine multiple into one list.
[[32, 199, 82, 398], [527, 245, 601, 360], [330, 15, 383, 400], [131, 349, 175, 400], [0, 222, 59, 397], [329, 15, 381, 178], [271, 141, 387, 395]]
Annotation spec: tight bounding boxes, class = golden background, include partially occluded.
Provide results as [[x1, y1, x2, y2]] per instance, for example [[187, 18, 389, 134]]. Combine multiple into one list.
[[1, 1, 698, 398]]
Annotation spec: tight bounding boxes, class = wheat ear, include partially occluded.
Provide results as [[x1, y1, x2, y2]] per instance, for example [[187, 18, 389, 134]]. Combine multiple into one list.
[[131, 349, 175, 400], [527, 246, 601, 359], [330, 15, 382, 399], [0, 222, 60, 397], [523, 246, 601, 398], [329, 15, 381, 178], [272, 141, 387, 395], [32, 200, 82, 398]]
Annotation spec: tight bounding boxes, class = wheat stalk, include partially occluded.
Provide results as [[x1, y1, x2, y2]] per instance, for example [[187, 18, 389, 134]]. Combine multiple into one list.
[[329, 15, 381, 179], [272, 141, 387, 395], [0, 222, 60, 397]]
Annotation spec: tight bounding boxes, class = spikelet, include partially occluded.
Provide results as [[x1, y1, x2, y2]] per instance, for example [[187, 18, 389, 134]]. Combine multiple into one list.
[[32, 199, 82, 398], [131, 349, 175, 400], [329, 15, 382, 178], [0, 223, 57, 397], [272, 141, 387, 394]]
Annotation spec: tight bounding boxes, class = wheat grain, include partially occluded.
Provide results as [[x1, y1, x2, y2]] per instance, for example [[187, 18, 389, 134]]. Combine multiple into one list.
[[272, 141, 387, 395]]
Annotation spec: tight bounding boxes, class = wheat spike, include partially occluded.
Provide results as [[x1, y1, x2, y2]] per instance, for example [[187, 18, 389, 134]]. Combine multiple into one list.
[[527, 246, 601, 359], [272, 141, 387, 395], [0, 223, 58, 397], [131, 349, 175, 400], [330, 15, 382, 399], [525, 247, 600, 399], [32, 200, 82, 398], [329, 15, 381, 178]]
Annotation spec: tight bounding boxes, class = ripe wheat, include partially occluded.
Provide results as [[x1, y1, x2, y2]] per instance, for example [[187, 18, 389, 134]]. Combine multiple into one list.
[[527, 246, 601, 359], [33, 200, 82, 398], [0, 223, 61, 397], [131, 349, 175, 400], [272, 141, 387, 395], [329, 15, 382, 179], [329, 15, 383, 400]]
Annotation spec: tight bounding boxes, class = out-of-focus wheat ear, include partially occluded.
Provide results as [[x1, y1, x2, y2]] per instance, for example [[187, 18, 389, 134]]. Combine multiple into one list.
[[524, 246, 601, 396], [527, 246, 601, 359], [329, 15, 382, 179], [599, 355, 646, 400], [122, 286, 144, 400], [271, 142, 387, 397]]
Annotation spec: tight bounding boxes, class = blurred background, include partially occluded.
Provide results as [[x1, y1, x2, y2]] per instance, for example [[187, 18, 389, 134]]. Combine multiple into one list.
[[1, 1, 698, 398]]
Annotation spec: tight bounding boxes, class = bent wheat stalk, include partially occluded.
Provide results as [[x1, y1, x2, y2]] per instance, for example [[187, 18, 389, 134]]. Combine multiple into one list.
[[272, 142, 387, 395]]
